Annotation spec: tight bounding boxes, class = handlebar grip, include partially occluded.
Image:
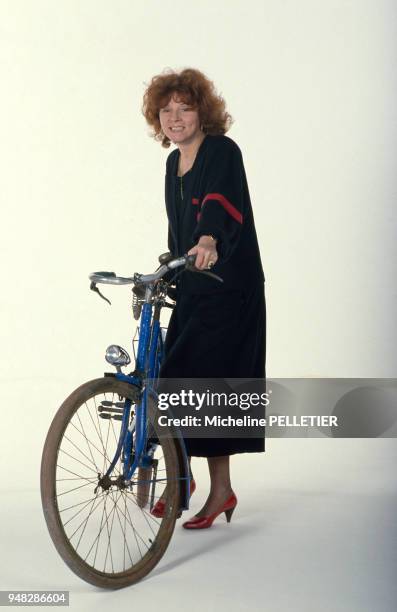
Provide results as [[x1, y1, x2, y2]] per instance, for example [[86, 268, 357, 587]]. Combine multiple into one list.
[[185, 254, 197, 266]]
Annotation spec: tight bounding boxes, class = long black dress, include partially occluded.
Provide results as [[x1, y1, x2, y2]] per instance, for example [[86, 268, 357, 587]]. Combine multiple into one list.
[[159, 134, 266, 457]]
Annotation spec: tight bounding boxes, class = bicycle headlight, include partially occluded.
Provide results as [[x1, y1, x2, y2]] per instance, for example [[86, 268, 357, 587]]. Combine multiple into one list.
[[105, 345, 131, 367]]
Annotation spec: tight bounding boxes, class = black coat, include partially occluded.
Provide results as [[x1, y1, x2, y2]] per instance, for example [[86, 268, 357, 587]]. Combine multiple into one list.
[[161, 134, 266, 456], [165, 134, 265, 294]]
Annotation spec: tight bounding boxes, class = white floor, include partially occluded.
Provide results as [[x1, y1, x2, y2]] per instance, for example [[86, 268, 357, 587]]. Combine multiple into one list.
[[1, 439, 396, 612]]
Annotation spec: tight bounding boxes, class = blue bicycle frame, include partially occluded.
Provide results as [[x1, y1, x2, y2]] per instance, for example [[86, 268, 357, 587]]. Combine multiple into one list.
[[101, 299, 164, 483]]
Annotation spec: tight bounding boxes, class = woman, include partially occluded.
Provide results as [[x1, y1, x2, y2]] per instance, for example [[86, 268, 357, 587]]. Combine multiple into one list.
[[142, 68, 266, 529]]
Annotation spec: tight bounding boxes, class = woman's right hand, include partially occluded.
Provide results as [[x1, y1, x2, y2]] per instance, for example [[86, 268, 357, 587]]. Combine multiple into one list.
[[188, 235, 218, 270]]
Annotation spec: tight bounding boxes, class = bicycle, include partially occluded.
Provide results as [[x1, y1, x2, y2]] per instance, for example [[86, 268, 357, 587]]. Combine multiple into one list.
[[40, 252, 222, 589]]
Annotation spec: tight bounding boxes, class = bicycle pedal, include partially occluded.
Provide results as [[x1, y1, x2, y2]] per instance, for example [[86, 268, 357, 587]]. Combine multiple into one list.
[[98, 402, 127, 419], [100, 401, 125, 409], [99, 413, 123, 421]]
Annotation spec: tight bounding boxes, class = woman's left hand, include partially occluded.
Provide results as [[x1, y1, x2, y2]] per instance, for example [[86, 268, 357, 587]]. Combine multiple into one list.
[[187, 235, 218, 270]]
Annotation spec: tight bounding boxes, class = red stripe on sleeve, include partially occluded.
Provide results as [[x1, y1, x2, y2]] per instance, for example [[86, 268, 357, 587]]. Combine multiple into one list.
[[201, 193, 243, 224]]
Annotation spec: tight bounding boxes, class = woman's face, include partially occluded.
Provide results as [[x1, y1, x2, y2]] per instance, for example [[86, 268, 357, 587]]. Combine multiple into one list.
[[159, 94, 202, 146]]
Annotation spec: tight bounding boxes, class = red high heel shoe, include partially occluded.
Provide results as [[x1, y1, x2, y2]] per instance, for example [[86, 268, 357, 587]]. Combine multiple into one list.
[[182, 492, 237, 529], [150, 478, 196, 518]]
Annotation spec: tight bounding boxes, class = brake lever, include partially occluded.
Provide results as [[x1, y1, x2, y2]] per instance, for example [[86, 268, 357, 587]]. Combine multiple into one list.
[[192, 269, 224, 282], [185, 256, 223, 283], [90, 281, 112, 305]]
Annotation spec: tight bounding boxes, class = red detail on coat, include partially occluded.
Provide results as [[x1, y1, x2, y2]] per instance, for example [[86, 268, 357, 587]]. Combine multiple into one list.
[[192, 198, 199, 205], [196, 212, 201, 221], [201, 193, 243, 224]]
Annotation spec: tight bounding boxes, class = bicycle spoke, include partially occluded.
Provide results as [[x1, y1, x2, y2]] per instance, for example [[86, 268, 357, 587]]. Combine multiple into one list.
[[109, 490, 135, 570], [107, 396, 125, 448], [60, 491, 106, 516], [82, 492, 122, 564], [75, 410, 101, 472], [123, 494, 128, 570], [56, 477, 98, 482], [103, 493, 117, 573], [69, 399, 122, 478], [68, 492, 108, 542], [58, 448, 98, 474], [75, 494, 103, 552], [121, 489, 162, 530], [68, 418, 109, 469], [116, 494, 151, 558], [88, 397, 114, 469], [92, 499, 107, 568], [62, 434, 99, 472], [62, 491, 107, 527], [57, 480, 99, 497], [56, 464, 98, 482], [103, 408, 112, 475]]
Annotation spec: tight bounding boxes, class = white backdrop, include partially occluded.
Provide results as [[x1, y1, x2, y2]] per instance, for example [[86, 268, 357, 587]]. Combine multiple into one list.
[[1, 3, 397, 609], [0, 0, 396, 510]]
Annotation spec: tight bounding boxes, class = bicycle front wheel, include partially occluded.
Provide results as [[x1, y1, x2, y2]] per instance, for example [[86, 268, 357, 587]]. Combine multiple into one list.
[[40, 377, 180, 589]]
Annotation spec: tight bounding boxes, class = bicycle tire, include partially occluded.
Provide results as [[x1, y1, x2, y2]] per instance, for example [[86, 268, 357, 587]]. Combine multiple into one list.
[[41, 377, 180, 589]]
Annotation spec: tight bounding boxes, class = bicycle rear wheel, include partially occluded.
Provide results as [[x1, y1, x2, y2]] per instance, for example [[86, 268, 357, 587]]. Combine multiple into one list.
[[41, 377, 180, 589]]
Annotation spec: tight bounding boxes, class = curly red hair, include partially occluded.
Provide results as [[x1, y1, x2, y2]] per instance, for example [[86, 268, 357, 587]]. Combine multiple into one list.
[[142, 67, 233, 148]]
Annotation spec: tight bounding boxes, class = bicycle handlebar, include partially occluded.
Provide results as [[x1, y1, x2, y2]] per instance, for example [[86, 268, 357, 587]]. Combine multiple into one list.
[[89, 253, 223, 287]]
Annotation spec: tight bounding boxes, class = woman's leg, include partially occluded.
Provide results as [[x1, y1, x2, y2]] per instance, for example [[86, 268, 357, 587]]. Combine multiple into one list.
[[194, 455, 234, 518]]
